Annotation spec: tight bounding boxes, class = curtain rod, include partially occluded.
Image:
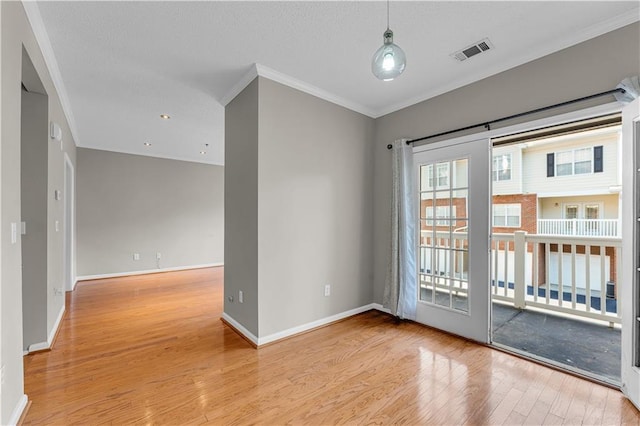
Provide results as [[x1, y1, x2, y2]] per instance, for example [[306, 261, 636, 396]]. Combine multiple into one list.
[[386, 87, 626, 150]]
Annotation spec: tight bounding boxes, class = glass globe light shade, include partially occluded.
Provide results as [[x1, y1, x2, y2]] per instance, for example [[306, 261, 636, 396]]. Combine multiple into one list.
[[371, 29, 406, 81]]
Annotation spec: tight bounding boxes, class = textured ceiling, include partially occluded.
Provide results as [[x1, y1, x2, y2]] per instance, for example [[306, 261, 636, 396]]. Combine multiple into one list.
[[33, 1, 639, 165]]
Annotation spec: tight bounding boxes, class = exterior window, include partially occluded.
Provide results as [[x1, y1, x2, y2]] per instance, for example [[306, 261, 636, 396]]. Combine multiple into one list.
[[555, 147, 593, 176], [565, 205, 578, 219], [426, 163, 450, 188], [492, 154, 512, 181], [585, 204, 599, 220], [425, 206, 456, 226], [493, 203, 521, 228]]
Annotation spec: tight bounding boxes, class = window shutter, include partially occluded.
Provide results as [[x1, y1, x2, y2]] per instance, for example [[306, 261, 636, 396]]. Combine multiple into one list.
[[594, 145, 603, 173], [546, 153, 555, 177]]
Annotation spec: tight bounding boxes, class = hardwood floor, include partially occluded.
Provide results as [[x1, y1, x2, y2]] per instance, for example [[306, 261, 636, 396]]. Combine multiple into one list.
[[23, 267, 639, 425]]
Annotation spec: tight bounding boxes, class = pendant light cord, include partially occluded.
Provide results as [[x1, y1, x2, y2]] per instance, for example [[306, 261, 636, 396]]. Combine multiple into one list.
[[387, 0, 390, 29]]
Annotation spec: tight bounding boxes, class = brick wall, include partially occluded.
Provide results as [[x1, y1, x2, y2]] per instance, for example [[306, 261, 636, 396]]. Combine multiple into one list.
[[492, 193, 538, 234]]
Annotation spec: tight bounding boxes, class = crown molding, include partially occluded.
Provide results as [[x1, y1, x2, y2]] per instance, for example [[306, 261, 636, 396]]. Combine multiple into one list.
[[254, 64, 377, 118], [219, 64, 260, 106], [22, 1, 81, 146], [221, 63, 377, 117], [374, 6, 640, 118]]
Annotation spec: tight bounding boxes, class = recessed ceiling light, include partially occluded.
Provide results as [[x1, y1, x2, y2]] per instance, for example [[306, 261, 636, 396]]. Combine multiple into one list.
[[160, 114, 171, 120], [199, 151, 207, 155], [144, 142, 152, 146]]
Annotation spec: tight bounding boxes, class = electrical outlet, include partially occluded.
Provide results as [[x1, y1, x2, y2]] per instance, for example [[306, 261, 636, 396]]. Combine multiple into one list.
[[239, 290, 244, 303], [133, 253, 140, 261], [324, 285, 331, 297], [54, 288, 63, 296], [227, 295, 234, 303], [156, 252, 162, 260]]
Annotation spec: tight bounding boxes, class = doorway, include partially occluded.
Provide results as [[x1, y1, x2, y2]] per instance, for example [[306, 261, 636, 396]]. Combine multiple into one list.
[[489, 115, 623, 384], [20, 48, 49, 352], [63, 154, 75, 291]]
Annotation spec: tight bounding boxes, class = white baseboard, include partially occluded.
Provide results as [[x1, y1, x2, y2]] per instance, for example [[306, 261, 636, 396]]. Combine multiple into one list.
[[371, 303, 392, 314], [26, 303, 66, 353], [222, 303, 380, 347], [76, 263, 223, 283], [48, 304, 65, 345], [258, 304, 377, 346], [8, 394, 28, 426], [27, 341, 49, 353], [221, 312, 258, 346]]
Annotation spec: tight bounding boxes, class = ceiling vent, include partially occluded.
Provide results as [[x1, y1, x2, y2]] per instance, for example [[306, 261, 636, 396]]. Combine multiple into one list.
[[451, 38, 494, 62]]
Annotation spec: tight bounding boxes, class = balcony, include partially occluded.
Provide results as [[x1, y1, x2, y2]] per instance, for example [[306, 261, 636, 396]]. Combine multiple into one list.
[[492, 231, 621, 381], [420, 229, 621, 381], [537, 218, 619, 237]]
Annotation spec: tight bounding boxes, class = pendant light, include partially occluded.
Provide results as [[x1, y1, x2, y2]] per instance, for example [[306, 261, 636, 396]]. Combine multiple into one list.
[[371, 0, 406, 81]]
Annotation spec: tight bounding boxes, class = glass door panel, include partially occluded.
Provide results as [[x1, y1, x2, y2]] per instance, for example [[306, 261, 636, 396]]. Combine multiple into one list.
[[414, 138, 490, 343]]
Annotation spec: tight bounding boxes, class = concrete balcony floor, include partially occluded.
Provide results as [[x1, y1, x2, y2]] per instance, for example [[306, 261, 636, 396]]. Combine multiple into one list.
[[492, 302, 621, 383]]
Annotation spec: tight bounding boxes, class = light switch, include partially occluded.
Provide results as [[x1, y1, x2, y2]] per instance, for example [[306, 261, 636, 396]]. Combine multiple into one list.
[[11, 223, 17, 244], [55, 220, 60, 232], [21, 222, 26, 235], [54, 190, 61, 201]]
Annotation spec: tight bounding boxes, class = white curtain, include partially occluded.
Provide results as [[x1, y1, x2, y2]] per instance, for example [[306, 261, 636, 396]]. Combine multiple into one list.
[[383, 139, 417, 320]]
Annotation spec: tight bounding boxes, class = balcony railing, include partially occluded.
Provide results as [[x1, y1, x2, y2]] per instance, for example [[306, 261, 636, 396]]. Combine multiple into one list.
[[419, 230, 621, 326], [491, 231, 621, 326], [537, 218, 619, 237]]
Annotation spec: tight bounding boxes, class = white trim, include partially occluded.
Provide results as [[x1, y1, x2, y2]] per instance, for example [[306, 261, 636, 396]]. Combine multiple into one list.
[[22, 1, 81, 146], [75, 263, 223, 283], [48, 304, 65, 346], [371, 303, 392, 314], [538, 188, 614, 198], [63, 153, 76, 291], [413, 102, 623, 154], [219, 64, 259, 107], [26, 303, 65, 353], [257, 304, 376, 346], [222, 304, 383, 347], [220, 63, 377, 118], [254, 64, 377, 118], [27, 341, 49, 353], [7, 394, 28, 426], [376, 8, 640, 118], [221, 312, 259, 346]]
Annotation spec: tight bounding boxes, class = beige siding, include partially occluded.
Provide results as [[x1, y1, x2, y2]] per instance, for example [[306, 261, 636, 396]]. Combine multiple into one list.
[[539, 194, 619, 219], [492, 145, 522, 195], [522, 129, 619, 196]]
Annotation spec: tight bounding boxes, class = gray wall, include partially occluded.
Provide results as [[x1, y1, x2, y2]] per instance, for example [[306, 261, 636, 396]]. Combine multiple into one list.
[[76, 148, 224, 277], [257, 78, 375, 336], [21, 88, 48, 350], [372, 22, 640, 303], [224, 77, 375, 338], [224, 79, 259, 336], [1, 1, 77, 422]]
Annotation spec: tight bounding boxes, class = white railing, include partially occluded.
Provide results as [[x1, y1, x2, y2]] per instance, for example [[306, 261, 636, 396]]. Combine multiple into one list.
[[491, 231, 621, 325], [537, 219, 619, 237]]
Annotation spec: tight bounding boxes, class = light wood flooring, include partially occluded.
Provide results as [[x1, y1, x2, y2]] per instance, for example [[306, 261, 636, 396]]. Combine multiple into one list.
[[23, 267, 639, 424]]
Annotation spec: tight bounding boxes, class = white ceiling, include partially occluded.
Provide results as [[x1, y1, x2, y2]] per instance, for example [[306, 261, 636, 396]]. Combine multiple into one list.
[[31, 1, 639, 166]]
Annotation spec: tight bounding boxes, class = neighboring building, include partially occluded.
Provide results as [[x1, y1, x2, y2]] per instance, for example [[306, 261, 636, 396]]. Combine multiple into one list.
[[492, 124, 622, 237], [491, 123, 621, 302]]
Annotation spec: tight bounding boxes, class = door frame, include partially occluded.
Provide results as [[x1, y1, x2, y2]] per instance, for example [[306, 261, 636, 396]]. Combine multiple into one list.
[[411, 101, 624, 344], [621, 96, 640, 408], [63, 152, 75, 291]]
